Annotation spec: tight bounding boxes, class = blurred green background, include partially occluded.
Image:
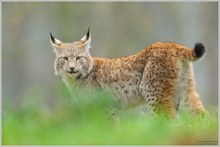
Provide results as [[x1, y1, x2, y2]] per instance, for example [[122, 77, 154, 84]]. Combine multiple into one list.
[[2, 2, 218, 145]]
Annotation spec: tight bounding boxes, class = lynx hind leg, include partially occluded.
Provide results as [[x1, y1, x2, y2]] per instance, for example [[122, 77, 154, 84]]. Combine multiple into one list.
[[187, 91, 206, 116], [183, 63, 206, 116], [145, 94, 176, 119], [187, 79, 206, 116], [140, 59, 178, 119]]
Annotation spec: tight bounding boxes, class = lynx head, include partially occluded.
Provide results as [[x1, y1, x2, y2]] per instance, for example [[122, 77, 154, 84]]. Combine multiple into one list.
[[50, 28, 93, 79]]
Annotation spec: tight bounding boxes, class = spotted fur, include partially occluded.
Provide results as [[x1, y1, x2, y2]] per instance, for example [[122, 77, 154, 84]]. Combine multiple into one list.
[[50, 29, 206, 118]]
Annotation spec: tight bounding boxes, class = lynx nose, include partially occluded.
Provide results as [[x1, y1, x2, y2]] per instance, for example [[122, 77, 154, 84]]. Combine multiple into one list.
[[70, 67, 75, 71]]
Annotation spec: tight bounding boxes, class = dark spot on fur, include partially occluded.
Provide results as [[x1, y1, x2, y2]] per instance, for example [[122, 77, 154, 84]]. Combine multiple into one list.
[[150, 98, 155, 101], [146, 99, 150, 103]]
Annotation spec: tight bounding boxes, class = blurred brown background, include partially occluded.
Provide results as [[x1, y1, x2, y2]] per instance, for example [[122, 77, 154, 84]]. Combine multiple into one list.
[[2, 2, 218, 112]]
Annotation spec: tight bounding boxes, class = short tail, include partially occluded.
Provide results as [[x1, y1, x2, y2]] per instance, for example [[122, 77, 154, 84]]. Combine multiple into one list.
[[181, 42, 206, 61], [194, 43, 205, 59]]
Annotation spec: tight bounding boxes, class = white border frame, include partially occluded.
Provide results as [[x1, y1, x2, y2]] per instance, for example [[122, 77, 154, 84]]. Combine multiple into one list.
[[1, 1, 219, 147]]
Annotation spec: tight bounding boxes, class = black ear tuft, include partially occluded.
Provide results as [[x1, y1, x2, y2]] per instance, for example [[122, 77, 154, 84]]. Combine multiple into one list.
[[50, 32, 55, 43], [86, 27, 90, 40]]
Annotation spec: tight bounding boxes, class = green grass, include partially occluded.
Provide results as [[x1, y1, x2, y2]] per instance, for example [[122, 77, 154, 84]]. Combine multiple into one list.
[[2, 86, 218, 145]]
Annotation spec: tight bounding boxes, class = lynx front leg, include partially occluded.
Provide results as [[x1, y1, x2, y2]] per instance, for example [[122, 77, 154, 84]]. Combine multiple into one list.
[[107, 107, 120, 125]]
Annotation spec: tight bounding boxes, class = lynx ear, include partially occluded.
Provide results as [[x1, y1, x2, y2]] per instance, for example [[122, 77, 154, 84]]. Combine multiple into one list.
[[49, 32, 63, 53], [80, 27, 91, 51]]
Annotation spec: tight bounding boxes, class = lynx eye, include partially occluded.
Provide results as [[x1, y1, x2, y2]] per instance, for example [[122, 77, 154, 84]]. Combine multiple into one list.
[[76, 56, 83, 61], [62, 56, 68, 61]]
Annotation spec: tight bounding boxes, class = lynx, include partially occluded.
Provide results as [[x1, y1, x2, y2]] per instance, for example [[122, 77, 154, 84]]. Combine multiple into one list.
[[50, 28, 206, 118]]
